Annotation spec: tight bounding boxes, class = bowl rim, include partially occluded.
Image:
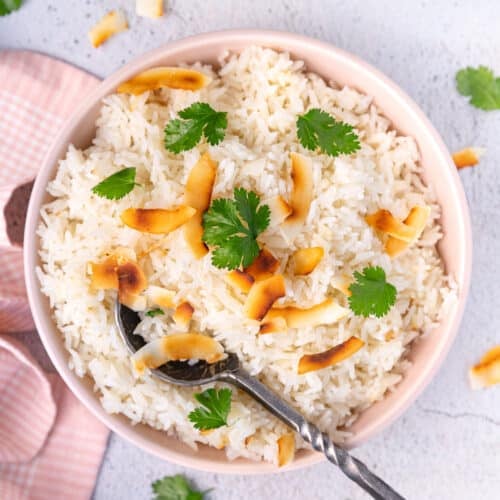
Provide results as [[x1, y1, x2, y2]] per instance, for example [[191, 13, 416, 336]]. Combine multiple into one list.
[[24, 29, 472, 474]]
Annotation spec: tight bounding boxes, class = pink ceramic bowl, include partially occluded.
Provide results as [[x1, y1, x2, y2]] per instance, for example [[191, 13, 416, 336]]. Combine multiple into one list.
[[24, 30, 472, 474]]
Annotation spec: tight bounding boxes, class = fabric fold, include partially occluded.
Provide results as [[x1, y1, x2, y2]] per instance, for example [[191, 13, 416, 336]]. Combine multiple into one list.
[[0, 50, 108, 500]]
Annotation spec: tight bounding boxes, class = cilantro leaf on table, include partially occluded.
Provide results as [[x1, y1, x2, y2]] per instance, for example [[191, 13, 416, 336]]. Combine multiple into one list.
[[0, 0, 22, 16], [456, 66, 500, 110], [91, 167, 138, 200], [188, 388, 232, 430], [296, 108, 360, 157], [164, 102, 227, 153], [202, 188, 270, 270], [145, 308, 164, 318], [348, 266, 397, 318], [152, 474, 208, 500]]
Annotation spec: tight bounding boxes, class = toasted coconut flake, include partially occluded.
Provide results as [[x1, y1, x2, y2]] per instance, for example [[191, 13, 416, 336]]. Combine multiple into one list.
[[259, 317, 287, 335], [225, 270, 255, 294], [117, 261, 147, 310], [90, 257, 119, 290], [123, 294, 148, 312], [121, 206, 196, 234], [146, 285, 176, 309], [385, 205, 431, 257], [277, 433, 295, 467], [385, 330, 396, 342], [265, 195, 293, 227], [291, 247, 324, 275], [452, 147, 484, 169], [244, 435, 255, 446], [298, 337, 364, 374], [331, 275, 353, 297], [88, 10, 128, 48], [173, 302, 194, 327], [132, 333, 226, 375], [244, 248, 280, 281], [365, 209, 417, 242], [469, 345, 500, 390], [184, 152, 217, 258], [244, 275, 286, 321], [281, 153, 314, 241], [117, 67, 210, 95], [89, 248, 139, 290], [264, 298, 348, 329], [136, 0, 163, 18]]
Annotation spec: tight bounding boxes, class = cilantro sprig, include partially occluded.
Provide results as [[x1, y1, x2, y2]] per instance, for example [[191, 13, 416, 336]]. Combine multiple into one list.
[[456, 66, 500, 111], [164, 102, 227, 153], [348, 266, 397, 318], [145, 308, 164, 318], [152, 474, 209, 500], [202, 188, 270, 270], [188, 388, 232, 431], [0, 0, 22, 16], [91, 167, 138, 200], [296, 108, 360, 157]]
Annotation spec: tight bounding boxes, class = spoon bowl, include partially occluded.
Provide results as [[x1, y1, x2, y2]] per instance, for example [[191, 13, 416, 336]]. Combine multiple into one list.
[[114, 301, 240, 386]]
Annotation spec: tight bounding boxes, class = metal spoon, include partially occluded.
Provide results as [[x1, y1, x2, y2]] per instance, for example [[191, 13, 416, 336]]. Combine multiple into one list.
[[115, 301, 405, 500]]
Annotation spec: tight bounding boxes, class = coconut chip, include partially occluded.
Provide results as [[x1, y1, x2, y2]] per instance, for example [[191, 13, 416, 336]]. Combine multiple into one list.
[[277, 433, 295, 467], [146, 285, 176, 309], [121, 206, 196, 234], [298, 336, 364, 374], [244, 275, 286, 321], [90, 257, 119, 290], [265, 195, 293, 227], [365, 209, 417, 242], [291, 247, 324, 275], [264, 298, 348, 329], [281, 152, 313, 242], [117, 261, 148, 311], [469, 345, 500, 390], [385, 205, 431, 257], [88, 10, 128, 48], [244, 248, 279, 281], [117, 67, 211, 95], [259, 316, 287, 335], [452, 147, 484, 169], [184, 152, 217, 258], [225, 270, 255, 294], [132, 333, 226, 375], [136, 0, 164, 18], [173, 302, 194, 328], [89, 250, 147, 310]]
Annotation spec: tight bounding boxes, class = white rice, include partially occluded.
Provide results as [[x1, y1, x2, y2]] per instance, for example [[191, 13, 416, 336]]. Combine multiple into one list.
[[37, 46, 456, 464]]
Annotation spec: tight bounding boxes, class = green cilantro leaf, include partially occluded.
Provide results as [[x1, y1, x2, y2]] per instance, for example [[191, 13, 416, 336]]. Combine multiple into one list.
[[296, 108, 360, 157], [145, 308, 164, 318], [456, 66, 500, 110], [348, 266, 397, 318], [91, 167, 137, 200], [188, 388, 232, 430], [164, 102, 227, 153], [152, 474, 208, 500], [0, 0, 22, 16], [202, 188, 270, 270]]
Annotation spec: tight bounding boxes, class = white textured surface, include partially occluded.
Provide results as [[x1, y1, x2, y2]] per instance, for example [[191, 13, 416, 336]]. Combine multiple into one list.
[[1, 1, 500, 499]]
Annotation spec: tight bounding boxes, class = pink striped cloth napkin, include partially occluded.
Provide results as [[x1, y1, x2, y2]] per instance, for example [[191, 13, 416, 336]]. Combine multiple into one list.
[[0, 51, 109, 499]]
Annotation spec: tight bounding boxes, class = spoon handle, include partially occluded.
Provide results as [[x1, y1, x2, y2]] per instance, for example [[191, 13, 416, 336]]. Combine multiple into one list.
[[225, 369, 405, 500]]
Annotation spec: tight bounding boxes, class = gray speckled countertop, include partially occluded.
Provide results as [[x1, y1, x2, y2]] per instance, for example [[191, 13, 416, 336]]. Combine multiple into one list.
[[2, 1, 500, 499]]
